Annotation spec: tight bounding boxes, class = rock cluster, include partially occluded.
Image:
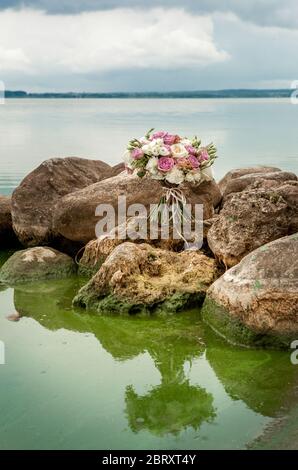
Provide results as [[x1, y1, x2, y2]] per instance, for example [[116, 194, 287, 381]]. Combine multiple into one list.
[[1, 157, 297, 348]]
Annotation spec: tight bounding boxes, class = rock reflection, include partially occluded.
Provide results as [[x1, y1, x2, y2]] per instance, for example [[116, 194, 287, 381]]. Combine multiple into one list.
[[14, 279, 216, 436]]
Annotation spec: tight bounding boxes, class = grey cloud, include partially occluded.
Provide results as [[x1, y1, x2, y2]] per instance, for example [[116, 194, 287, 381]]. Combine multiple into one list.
[[1, 1, 298, 29]]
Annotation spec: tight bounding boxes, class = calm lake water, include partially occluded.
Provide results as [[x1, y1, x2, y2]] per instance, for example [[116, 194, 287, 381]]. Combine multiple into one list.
[[0, 98, 297, 194], [0, 99, 298, 449]]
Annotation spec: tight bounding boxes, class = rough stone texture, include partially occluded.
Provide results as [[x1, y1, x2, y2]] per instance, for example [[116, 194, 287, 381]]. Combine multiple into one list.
[[221, 170, 297, 200], [11, 157, 114, 248], [0, 195, 18, 246], [73, 242, 217, 315], [77, 216, 189, 277], [218, 166, 281, 196], [53, 172, 222, 244], [207, 184, 298, 267], [0, 247, 76, 284], [202, 234, 298, 349], [111, 163, 125, 176]]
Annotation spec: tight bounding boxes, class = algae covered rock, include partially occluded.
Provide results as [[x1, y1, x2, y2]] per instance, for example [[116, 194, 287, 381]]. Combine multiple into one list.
[[74, 242, 217, 315], [0, 247, 76, 285], [202, 234, 298, 349], [207, 184, 297, 267]]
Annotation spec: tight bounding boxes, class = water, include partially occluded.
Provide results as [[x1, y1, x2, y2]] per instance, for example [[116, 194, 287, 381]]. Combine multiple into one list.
[[0, 98, 298, 449], [0, 268, 297, 449], [0, 98, 297, 195]]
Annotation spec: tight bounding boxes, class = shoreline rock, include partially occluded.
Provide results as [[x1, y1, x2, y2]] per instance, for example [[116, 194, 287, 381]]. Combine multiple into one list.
[[0, 195, 19, 247], [202, 234, 298, 349], [73, 242, 218, 315], [11, 156, 115, 249], [0, 246, 76, 285], [53, 172, 222, 244]]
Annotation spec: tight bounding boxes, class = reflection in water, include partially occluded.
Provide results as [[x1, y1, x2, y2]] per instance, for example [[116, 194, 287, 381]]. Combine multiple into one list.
[[12, 278, 298, 439]]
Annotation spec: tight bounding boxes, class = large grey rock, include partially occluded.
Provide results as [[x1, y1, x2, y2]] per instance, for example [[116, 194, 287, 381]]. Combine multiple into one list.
[[202, 234, 298, 349], [53, 172, 222, 244], [0, 246, 76, 285], [11, 157, 114, 248], [218, 166, 281, 195]]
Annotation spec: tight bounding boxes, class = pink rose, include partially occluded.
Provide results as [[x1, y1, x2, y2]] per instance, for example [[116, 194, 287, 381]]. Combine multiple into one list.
[[131, 148, 144, 160], [185, 145, 197, 155], [198, 149, 209, 162], [158, 157, 175, 172], [164, 133, 180, 145], [152, 131, 167, 139], [187, 155, 200, 169]]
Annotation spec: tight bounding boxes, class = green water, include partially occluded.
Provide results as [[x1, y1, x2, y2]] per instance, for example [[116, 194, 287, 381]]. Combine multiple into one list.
[[0, 255, 297, 449]]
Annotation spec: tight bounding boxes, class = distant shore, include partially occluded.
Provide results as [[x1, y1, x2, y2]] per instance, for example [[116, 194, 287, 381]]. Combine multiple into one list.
[[4, 89, 294, 99]]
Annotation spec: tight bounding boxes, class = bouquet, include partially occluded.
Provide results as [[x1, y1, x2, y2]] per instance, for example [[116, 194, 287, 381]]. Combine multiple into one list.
[[123, 128, 217, 185]]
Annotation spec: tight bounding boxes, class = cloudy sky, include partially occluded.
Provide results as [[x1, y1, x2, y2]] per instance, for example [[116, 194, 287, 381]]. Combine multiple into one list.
[[0, 0, 297, 92]]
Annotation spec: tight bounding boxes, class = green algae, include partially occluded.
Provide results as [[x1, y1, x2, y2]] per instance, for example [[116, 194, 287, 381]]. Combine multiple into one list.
[[202, 296, 293, 350]]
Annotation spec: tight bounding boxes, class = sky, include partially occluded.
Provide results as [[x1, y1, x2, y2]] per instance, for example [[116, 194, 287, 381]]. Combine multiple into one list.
[[0, 0, 297, 92]]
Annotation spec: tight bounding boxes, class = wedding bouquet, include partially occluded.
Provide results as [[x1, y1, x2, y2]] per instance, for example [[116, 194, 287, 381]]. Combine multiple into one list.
[[123, 128, 217, 185]]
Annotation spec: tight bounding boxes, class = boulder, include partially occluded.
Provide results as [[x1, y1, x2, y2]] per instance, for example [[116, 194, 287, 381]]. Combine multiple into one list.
[[73, 242, 217, 315], [53, 172, 222, 244], [0, 195, 18, 246], [218, 166, 281, 196], [0, 246, 76, 284], [111, 163, 125, 176], [202, 234, 298, 349], [11, 157, 114, 248], [222, 170, 297, 200], [207, 184, 298, 267]]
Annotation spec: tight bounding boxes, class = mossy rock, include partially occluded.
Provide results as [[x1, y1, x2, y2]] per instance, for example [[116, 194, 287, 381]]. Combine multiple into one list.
[[0, 246, 77, 285], [202, 297, 293, 350]]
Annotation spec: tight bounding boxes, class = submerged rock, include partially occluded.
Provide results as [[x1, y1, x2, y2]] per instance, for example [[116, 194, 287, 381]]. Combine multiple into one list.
[[0, 247, 76, 284], [207, 183, 298, 267], [11, 157, 114, 249], [202, 234, 298, 349], [0, 195, 18, 247], [73, 242, 217, 315], [53, 172, 222, 244]]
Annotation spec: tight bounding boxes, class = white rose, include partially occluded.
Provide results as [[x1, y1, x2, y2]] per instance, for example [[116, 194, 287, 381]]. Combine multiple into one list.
[[165, 167, 185, 185], [159, 146, 171, 156], [142, 144, 153, 155], [185, 171, 202, 184], [145, 156, 158, 172], [170, 143, 188, 159]]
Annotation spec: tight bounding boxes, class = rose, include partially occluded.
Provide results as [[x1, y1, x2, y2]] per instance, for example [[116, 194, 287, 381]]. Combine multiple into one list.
[[176, 157, 192, 170], [163, 133, 180, 145], [165, 166, 185, 185], [170, 143, 189, 159], [185, 145, 197, 155], [152, 131, 167, 139], [157, 157, 175, 172], [187, 155, 200, 169], [131, 148, 144, 160], [198, 149, 209, 162]]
